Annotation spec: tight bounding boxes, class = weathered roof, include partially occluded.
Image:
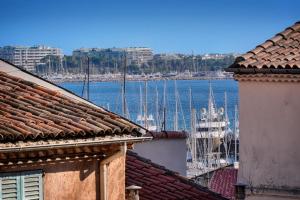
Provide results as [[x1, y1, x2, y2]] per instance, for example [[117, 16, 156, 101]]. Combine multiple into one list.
[[0, 61, 144, 142], [227, 21, 300, 74], [126, 151, 227, 200], [146, 131, 187, 140], [209, 168, 238, 200]]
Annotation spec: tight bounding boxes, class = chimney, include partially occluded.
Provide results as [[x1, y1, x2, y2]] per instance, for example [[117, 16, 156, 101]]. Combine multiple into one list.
[[126, 185, 142, 200], [235, 183, 247, 200]]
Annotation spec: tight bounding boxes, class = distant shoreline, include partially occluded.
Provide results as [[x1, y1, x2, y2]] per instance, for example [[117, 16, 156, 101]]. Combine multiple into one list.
[[48, 75, 234, 83]]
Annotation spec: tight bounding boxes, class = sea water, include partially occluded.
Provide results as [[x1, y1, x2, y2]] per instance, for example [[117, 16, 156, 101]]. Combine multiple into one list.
[[59, 79, 239, 131]]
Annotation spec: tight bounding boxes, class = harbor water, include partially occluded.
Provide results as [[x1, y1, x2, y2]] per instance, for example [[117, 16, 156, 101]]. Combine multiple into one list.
[[60, 79, 239, 131]]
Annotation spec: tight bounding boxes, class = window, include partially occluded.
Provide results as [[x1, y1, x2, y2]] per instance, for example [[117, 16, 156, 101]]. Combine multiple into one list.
[[0, 170, 43, 200]]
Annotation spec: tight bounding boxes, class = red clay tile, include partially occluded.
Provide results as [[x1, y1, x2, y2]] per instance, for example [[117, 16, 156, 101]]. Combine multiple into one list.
[[227, 21, 300, 73], [0, 70, 141, 142], [126, 151, 227, 200], [209, 168, 238, 200]]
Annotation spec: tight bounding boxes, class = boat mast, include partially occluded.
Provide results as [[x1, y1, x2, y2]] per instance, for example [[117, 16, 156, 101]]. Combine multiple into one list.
[[122, 51, 127, 118], [87, 56, 90, 101], [139, 84, 143, 117], [163, 80, 167, 131], [234, 104, 238, 162], [155, 85, 159, 131], [224, 92, 229, 162], [144, 81, 148, 129], [207, 81, 213, 170], [189, 87, 192, 130], [191, 108, 197, 162], [174, 80, 178, 131]]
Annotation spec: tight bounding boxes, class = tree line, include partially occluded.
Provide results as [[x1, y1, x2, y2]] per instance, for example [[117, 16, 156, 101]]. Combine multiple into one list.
[[36, 54, 235, 75]]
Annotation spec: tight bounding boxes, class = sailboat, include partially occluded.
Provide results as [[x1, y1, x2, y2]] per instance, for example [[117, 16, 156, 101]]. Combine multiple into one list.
[[136, 82, 157, 131]]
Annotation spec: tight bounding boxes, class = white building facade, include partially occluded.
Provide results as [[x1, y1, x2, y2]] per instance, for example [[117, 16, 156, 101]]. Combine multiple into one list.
[[0, 45, 63, 72]]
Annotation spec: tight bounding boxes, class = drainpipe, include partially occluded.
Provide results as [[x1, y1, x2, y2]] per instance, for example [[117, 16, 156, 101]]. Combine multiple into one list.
[[100, 143, 127, 200]]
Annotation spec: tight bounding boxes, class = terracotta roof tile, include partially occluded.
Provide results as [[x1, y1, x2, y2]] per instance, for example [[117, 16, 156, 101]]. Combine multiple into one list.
[[227, 21, 300, 74], [146, 131, 187, 139], [126, 151, 227, 200], [209, 168, 238, 200], [0, 70, 142, 142]]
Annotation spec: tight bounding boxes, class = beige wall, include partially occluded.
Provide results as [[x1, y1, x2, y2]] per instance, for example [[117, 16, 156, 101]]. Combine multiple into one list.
[[0, 159, 99, 200], [107, 154, 126, 200], [238, 81, 300, 199], [0, 155, 126, 200]]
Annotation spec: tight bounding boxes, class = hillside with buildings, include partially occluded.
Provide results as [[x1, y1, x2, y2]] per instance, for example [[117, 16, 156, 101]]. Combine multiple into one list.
[[0, 45, 236, 76]]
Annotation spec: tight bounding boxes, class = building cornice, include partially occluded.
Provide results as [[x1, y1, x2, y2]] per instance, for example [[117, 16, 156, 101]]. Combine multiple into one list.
[[234, 73, 300, 82]]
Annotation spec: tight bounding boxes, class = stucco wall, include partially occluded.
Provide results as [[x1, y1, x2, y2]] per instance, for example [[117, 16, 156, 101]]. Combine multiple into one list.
[[133, 139, 187, 176], [0, 158, 100, 200], [107, 154, 126, 200], [238, 81, 300, 193], [246, 195, 298, 200]]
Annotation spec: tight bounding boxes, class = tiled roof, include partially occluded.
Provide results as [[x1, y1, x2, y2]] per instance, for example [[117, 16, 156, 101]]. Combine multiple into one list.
[[227, 21, 300, 74], [0, 70, 142, 142], [146, 131, 187, 139], [209, 168, 238, 200], [126, 151, 227, 200]]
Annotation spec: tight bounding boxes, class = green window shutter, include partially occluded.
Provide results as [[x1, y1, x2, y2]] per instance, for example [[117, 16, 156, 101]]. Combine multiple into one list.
[[0, 170, 43, 200], [0, 175, 19, 200], [21, 172, 43, 200]]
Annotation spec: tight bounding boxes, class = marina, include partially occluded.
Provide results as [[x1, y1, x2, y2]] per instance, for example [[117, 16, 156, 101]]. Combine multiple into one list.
[[59, 79, 239, 131], [60, 78, 239, 177]]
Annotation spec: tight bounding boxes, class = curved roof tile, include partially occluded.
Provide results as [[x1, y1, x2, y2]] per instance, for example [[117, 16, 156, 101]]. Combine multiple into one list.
[[0, 69, 142, 142], [227, 21, 300, 74]]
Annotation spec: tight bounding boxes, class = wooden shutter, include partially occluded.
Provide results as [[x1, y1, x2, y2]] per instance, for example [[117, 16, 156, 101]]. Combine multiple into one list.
[[21, 172, 43, 200], [0, 176, 19, 200], [0, 170, 43, 200]]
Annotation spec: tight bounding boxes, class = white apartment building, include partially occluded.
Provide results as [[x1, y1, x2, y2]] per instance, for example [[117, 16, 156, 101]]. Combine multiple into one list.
[[0, 45, 63, 72], [124, 47, 153, 65], [72, 47, 153, 66]]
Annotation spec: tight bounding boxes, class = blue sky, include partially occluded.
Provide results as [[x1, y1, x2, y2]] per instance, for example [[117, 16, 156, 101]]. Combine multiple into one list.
[[0, 0, 299, 55]]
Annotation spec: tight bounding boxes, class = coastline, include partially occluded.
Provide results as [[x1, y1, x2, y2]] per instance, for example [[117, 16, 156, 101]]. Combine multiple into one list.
[[44, 73, 234, 83]]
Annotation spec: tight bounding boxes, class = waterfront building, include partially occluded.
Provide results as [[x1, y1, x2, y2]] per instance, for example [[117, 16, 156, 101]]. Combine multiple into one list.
[[0, 45, 63, 72], [72, 47, 153, 66], [153, 53, 181, 60], [0, 58, 149, 200], [226, 21, 300, 200], [124, 47, 153, 65], [201, 53, 227, 60], [72, 47, 104, 57]]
